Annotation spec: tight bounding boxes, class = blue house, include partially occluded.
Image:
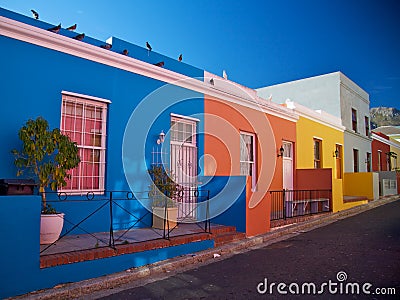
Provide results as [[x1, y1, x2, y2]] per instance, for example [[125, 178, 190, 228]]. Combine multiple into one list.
[[0, 8, 247, 298]]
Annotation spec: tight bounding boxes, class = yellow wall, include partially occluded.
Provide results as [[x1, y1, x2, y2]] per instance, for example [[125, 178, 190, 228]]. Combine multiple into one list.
[[389, 137, 400, 170], [343, 172, 379, 201], [296, 116, 345, 212]]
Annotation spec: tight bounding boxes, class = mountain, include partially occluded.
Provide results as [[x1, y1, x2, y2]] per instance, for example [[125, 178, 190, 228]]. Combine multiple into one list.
[[370, 107, 400, 128]]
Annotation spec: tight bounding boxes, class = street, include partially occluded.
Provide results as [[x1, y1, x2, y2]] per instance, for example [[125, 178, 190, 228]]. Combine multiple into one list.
[[98, 200, 400, 299]]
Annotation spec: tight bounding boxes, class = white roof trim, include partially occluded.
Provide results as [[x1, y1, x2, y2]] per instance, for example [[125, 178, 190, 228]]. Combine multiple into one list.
[[170, 113, 200, 122], [0, 16, 298, 123], [285, 100, 345, 132], [372, 132, 400, 150], [62, 91, 111, 103]]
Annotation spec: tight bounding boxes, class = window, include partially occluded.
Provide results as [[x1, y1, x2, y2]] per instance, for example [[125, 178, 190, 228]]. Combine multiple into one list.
[[240, 132, 256, 189], [282, 142, 292, 158], [335, 144, 342, 179], [366, 152, 371, 172], [353, 149, 359, 172], [351, 108, 358, 132], [60, 93, 108, 192], [378, 150, 382, 171], [313, 139, 322, 168], [365, 116, 370, 137], [170, 117, 196, 145]]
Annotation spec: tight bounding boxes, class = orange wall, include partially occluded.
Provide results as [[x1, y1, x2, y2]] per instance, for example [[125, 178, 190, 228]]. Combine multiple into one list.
[[267, 113, 297, 192], [204, 96, 296, 236]]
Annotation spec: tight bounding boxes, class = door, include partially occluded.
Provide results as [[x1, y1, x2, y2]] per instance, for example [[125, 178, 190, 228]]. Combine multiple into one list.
[[282, 141, 294, 217], [282, 141, 293, 190], [170, 115, 198, 221]]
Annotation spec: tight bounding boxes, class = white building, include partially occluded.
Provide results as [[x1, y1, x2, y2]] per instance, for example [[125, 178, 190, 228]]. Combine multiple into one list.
[[256, 71, 372, 173]]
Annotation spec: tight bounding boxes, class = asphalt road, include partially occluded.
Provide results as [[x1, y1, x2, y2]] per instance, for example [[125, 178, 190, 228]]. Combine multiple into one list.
[[99, 200, 400, 299]]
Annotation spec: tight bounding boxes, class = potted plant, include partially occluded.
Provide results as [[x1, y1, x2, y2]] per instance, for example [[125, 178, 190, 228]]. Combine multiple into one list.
[[148, 165, 182, 229], [12, 117, 80, 244]]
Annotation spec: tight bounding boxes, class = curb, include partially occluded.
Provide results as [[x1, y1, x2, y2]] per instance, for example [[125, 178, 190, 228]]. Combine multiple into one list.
[[14, 195, 399, 299]]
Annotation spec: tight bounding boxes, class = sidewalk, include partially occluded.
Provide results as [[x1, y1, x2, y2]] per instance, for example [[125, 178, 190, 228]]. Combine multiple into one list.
[[14, 195, 400, 299]]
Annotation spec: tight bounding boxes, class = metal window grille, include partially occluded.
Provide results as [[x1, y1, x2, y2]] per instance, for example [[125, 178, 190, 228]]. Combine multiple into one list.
[[60, 94, 107, 193]]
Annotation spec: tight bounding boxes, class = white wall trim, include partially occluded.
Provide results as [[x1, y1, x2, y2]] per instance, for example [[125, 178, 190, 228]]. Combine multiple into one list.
[[286, 101, 345, 132], [372, 132, 400, 150], [0, 16, 298, 123], [61, 90, 111, 103], [170, 113, 200, 122]]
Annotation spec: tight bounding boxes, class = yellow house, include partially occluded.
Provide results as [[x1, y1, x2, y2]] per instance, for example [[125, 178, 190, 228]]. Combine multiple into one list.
[[389, 137, 400, 171], [285, 100, 368, 212]]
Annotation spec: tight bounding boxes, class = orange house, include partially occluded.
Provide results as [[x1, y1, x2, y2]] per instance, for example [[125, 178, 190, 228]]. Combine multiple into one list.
[[203, 72, 297, 236]]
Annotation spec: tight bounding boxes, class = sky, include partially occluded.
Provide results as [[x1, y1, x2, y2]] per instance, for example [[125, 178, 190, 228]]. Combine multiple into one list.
[[1, 0, 399, 109]]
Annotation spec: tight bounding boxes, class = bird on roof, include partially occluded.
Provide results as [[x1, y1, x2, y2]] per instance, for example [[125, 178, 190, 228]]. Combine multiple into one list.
[[154, 61, 164, 67], [222, 70, 228, 80], [209, 78, 215, 85], [48, 23, 61, 34], [122, 49, 129, 56], [31, 9, 39, 20], [146, 42, 152, 51], [73, 33, 85, 41], [100, 44, 112, 50], [66, 24, 77, 31], [178, 54, 182, 62]]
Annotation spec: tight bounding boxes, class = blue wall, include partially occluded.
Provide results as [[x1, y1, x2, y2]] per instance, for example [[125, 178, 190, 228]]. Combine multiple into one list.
[[0, 8, 204, 199], [0, 195, 214, 298], [201, 176, 247, 233]]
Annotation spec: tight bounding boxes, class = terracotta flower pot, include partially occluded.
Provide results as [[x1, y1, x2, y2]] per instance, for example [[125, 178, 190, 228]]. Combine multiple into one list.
[[40, 213, 64, 244], [152, 207, 178, 229]]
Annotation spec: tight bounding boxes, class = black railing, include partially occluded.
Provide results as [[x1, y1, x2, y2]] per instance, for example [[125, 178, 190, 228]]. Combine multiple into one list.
[[269, 189, 332, 221], [40, 187, 210, 255]]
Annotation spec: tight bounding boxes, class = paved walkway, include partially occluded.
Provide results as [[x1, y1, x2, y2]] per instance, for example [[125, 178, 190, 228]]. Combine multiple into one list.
[[15, 195, 399, 299], [40, 223, 212, 255]]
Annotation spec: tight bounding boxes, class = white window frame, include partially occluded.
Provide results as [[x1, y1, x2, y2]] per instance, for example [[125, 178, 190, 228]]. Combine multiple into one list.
[[240, 132, 257, 191], [59, 92, 108, 194], [170, 116, 197, 147]]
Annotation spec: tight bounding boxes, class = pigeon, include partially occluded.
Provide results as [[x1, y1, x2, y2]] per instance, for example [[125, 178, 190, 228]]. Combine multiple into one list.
[[100, 44, 112, 50], [66, 24, 77, 31], [209, 78, 215, 85], [122, 49, 129, 55], [48, 23, 61, 33], [222, 70, 228, 79], [31, 9, 39, 20], [178, 54, 182, 62], [73, 33, 85, 41], [146, 42, 152, 51], [153, 61, 164, 67]]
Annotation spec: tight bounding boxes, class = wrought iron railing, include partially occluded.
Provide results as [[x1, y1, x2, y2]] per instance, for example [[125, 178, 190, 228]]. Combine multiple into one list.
[[269, 189, 332, 221], [40, 187, 210, 255]]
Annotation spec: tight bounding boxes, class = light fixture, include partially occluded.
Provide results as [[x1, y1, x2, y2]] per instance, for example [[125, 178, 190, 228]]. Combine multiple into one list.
[[157, 130, 165, 144], [333, 149, 339, 158], [277, 146, 284, 157]]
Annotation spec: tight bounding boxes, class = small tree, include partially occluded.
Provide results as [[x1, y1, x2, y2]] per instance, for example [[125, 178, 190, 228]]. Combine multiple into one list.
[[12, 117, 80, 213], [148, 165, 182, 208]]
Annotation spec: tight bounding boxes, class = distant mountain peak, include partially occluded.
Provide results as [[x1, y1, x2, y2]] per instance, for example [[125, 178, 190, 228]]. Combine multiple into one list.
[[370, 107, 400, 128]]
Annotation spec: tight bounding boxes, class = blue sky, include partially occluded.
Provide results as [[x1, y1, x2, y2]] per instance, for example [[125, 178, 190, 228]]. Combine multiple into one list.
[[1, 0, 399, 108]]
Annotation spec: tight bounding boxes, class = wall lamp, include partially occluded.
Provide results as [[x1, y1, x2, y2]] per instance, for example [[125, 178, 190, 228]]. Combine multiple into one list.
[[157, 130, 165, 144], [277, 146, 284, 157], [333, 149, 339, 158]]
